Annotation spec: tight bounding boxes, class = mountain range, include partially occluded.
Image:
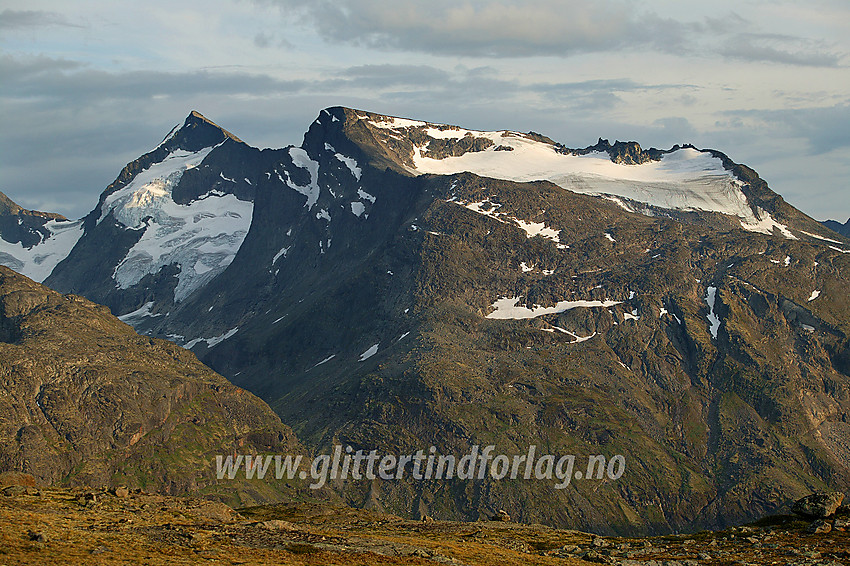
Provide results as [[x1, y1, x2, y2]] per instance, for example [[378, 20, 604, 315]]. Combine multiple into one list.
[[1, 107, 849, 535], [822, 218, 850, 238]]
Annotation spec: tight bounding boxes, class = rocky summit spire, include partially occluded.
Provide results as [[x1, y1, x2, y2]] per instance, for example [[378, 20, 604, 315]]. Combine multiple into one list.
[[163, 110, 243, 152]]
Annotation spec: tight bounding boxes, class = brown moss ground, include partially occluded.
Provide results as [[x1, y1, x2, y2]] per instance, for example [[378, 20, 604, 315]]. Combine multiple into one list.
[[1, 486, 848, 565]]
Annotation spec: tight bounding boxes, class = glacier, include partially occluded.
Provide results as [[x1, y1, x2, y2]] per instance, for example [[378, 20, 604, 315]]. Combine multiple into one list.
[[358, 115, 796, 236], [100, 145, 254, 302]]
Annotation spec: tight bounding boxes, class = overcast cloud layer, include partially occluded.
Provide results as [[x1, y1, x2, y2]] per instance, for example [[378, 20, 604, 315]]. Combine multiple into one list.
[[0, 1, 848, 220]]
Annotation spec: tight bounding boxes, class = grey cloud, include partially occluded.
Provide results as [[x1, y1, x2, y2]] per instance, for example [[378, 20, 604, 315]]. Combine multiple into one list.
[[254, 32, 272, 48], [533, 79, 695, 94], [727, 104, 850, 153], [0, 54, 84, 79], [0, 55, 307, 101], [720, 34, 843, 67], [260, 0, 681, 58], [0, 9, 82, 29], [337, 64, 452, 87], [690, 11, 752, 37], [256, 0, 843, 67], [651, 117, 697, 142], [322, 64, 521, 106], [532, 79, 697, 112], [534, 79, 644, 94]]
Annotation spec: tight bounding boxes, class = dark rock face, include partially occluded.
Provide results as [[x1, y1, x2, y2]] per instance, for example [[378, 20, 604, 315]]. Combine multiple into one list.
[[0, 266, 300, 504], [792, 492, 846, 518], [148, 109, 850, 535]]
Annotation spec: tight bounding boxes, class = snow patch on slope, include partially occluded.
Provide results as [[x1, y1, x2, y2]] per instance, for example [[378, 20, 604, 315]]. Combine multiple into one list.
[[0, 219, 84, 282], [367, 116, 427, 129], [117, 301, 162, 323], [486, 296, 622, 319], [359, 343, 379, 361], [451, 199, 567, 248], [184, 327, 239, 350], [351, 202, 366, 217], [313, 354, 336, 368], [799, 230, 843, 245], [272, 246, 290, 264], [541, 325, 597, 343], [705, 286, 721, 339], [334, 153, 362, 181], [287, 148, 321, 209], [740, 208, 796, 238]]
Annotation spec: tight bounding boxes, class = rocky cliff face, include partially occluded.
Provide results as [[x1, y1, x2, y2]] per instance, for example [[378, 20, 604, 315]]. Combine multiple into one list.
[[0, 266, 301, 506], [1, 107, 848, 534]]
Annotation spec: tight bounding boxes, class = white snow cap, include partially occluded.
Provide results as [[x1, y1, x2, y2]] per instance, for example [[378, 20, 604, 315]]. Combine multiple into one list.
[[359, 113, 794, 237]]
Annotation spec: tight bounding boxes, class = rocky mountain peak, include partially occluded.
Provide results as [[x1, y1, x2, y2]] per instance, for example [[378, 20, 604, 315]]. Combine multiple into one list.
[[0, 191, 67, 221], [175, 110, 244, 149], [94, 111, 246, 208], [822, 218, 850, 238], [145, 110, 245, 155], [569, 138, 665, 165]]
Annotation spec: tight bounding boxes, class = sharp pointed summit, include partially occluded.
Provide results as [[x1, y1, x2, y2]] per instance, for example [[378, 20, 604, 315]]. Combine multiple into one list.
[[166, 110, 244, 151]]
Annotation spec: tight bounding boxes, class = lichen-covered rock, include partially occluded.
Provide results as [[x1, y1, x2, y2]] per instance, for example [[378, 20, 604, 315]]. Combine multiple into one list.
[[792, 492, 845, 519]]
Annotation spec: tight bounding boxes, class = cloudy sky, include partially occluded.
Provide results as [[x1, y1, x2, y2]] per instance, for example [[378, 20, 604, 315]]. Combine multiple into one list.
[[1, 0, 848, 220]]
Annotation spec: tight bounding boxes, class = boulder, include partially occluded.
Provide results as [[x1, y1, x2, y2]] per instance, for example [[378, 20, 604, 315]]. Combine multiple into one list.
[[807, 519, 832, 534], [791, 492, 845, 518], [0, 472, 37, 487], [112, 486, 130, 498]]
